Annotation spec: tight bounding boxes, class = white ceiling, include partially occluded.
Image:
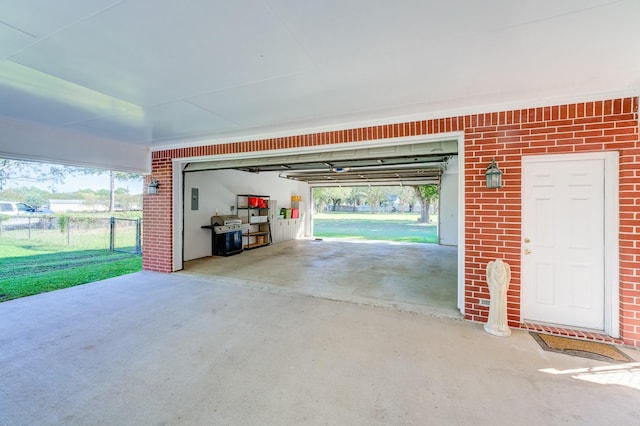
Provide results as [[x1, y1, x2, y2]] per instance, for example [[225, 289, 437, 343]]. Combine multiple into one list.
[[0, 0, 639, 171]]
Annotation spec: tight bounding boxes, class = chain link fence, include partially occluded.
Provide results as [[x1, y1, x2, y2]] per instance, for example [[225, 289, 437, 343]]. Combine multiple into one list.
[[110, 217, 142, 254], [0, 216, 142, 254]]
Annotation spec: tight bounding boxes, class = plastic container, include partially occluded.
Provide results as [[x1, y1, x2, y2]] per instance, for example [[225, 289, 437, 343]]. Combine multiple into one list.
[[291, 208, 299, 219]]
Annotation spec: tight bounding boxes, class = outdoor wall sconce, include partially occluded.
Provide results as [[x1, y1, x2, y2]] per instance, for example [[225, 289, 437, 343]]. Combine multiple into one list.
[[485, 158, 503, 189], [147, 177, 159, 195]]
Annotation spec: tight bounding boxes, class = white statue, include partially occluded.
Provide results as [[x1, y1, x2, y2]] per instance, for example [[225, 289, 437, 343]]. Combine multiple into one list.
[[484, 258, 512, 337]]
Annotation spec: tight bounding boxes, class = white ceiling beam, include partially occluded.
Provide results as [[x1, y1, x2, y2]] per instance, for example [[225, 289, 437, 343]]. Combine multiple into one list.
[[0, 116, 150, 172]]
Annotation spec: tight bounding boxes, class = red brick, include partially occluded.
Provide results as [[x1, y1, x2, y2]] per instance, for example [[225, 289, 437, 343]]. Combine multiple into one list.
[[148, 96, 640, 347]]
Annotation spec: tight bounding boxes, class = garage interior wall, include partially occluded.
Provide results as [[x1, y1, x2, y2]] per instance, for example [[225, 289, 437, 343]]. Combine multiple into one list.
[[439, 155, 458, 246], [145, 96, 640, 348], [183, 169, 310, 261]]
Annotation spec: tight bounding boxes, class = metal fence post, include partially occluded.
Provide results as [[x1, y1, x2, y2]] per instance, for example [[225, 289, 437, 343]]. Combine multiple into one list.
[[136, 218, 142, 254], [110, 217, 115, 251]]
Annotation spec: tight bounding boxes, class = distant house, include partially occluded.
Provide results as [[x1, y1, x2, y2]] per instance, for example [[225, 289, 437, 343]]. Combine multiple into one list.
[[48, 199, 107, 213]]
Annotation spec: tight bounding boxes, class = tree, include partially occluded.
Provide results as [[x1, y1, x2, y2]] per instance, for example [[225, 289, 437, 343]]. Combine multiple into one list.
[[348, 187, 368, 211], [412, 185, 439, 223], [365, 186, 393, 214], [312, 187, 351, 212], [0, 159, 76, 191], [80, 169, 142, 212], [396, 186, 417, 214], [0, 186, 50, 207], [0, 159, 142, 212]]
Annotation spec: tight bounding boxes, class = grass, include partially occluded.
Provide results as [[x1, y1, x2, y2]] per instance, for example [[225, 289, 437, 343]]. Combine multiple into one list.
[[0, 239, 141, 302], [0, 211, 434, 301], [313, 212, 438, 244], [0, 217, 139, 251]]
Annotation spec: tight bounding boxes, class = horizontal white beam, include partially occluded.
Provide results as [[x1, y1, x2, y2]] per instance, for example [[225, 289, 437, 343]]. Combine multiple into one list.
[[0, 116, 150, 173]]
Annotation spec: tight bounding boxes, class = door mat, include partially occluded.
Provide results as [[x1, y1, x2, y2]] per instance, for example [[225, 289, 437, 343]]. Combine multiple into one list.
[[530, 332, 634, 363]]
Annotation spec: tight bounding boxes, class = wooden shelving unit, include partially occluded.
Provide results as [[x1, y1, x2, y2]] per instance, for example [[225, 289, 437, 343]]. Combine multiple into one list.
[[237, 194, 271, 249]]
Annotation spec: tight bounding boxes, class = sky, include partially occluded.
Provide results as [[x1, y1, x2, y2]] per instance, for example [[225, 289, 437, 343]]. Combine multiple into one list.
[[6, 168, 144, 194], [54, 174, 144, 194]]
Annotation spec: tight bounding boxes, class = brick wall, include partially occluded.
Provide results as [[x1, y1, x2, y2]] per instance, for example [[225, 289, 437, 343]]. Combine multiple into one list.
[[463, 98, 640, 349], [142, 158, 173, 273], [145, 97, 640, 347]]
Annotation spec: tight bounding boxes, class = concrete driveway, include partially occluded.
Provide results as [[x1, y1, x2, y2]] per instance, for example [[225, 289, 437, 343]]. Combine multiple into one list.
[[183, 239, 461, 319], [0, 270, 638, 425]]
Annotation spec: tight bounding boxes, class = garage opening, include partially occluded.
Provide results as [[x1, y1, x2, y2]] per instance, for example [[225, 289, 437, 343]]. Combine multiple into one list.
[[312, 185, 439, 244], [178, 138, 462, 318]]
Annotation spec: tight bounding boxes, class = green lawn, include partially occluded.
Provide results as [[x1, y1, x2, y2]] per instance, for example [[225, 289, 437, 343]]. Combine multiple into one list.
[[0, 239, 141, 302], [0, 211, 434, 302], [313, 212, 438, 243], [0, 216, 139, 252]]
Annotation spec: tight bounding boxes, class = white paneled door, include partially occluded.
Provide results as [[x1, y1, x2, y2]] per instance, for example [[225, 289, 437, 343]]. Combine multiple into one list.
[[522, 155, 605, 330]]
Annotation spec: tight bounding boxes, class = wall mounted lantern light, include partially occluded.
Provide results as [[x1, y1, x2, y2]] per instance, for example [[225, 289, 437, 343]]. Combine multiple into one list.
[[147, 177, 159, 195], [485, 158, 503, 189]]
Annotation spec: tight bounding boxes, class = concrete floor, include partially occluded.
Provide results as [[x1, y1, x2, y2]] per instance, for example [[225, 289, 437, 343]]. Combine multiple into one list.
[[1, 263, 639, 425], [183, 239, 461, 319]]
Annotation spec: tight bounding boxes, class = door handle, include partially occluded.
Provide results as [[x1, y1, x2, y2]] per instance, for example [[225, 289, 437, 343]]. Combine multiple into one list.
[[524, 248, 532, 255], [524, 238, 531, 243]]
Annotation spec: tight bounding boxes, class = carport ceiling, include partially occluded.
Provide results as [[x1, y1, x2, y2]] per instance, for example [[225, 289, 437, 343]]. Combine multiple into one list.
[[184, 140, 456, 186], [1, 1, 639, 171]]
